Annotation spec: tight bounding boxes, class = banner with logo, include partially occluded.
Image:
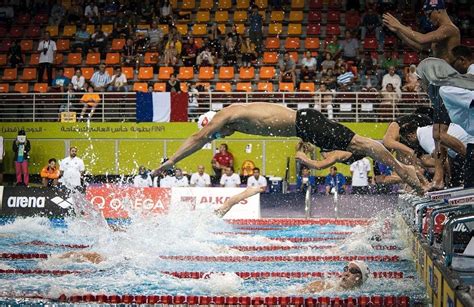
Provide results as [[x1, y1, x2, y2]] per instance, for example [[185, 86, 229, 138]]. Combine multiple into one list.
[[0, 186, 73, 217], [86, 186, 171, 219]]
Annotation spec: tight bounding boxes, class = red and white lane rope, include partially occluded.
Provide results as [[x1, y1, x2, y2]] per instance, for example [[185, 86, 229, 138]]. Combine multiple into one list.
[[160, 255, 400, 262], [227, 219, 370, 226]]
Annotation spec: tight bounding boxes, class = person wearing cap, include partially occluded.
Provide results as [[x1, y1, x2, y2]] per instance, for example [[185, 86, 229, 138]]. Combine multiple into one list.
[[12, 130, 31, 186], [383, 0, 460, 63], [302, 261, 370, 293]]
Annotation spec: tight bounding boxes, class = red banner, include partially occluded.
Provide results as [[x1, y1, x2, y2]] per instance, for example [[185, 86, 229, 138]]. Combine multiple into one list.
[[170, 92, 189, 122], [86, 186, 171, 218]]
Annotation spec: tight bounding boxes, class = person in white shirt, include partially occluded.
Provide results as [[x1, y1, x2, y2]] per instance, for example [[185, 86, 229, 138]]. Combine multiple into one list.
[[350, 157, 371, 194], [382, 66, 401, 97], [37, 31, 57, 86], [155, 173, 176, 187], [246, 167, 267, 191], [71, 68, 86, 91], [0, 135, 4, 184], [190, 165, 211, 187], [220, 166, 241, 187], [59, 147, 85, 189], [173, 168, 189, 187], [107, 67, 128, 92], [133, 166, 152, 187], [84, 2, 100, 23]]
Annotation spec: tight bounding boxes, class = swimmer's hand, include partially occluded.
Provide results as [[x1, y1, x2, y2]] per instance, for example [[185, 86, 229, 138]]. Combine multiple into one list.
[[214, 205, 231, 218], [152, 159, 175, 177], [382, 13, 402, 31]]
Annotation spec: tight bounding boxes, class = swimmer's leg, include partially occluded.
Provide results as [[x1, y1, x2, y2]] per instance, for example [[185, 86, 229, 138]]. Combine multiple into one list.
[[215, 186, 262, 218], [57, 251, 105, 264], [347, 135, 424, 193]]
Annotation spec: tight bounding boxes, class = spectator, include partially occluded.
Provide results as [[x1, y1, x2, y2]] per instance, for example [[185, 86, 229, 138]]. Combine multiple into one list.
[[336, 65, 355, 91], [220, 166, 241, 187], [163, 40, 179, 66], [147, 85, 154, 93], [133, 166, 152, 187], [67, 2, 83, 24], [37, 31, 57, 86], [90, 25, 108, 57], [196, 46, 215, 67], [59, 146, 85, 189], [227, 24, 243, 49], [300, 51, 317, 81], [279, 52, 296, 86], [0, 135, 3, 184], [140, 0, 154, 23], [79, 85, 100, 120], [324, 166, 346, 195], [379, 83, 399, 119], [173, 168, 189, 187], [339, 30, 360, 63], [241, 37, 257, 67], [320, 68, 337, 90], [382, 66, 401, 95], [248, 5, 263, 54], [90, 64, 111, 91], [182, 37, 198, 67], [360, 69, 379, 91], [359, 52, 377, 75], [350, 157, 371, 195], [108, 67, 128, 92], [246, 167, 267, 191], [188, 84, 199, 110], [122, 38, 139, 70], [8, 40, 23, 68], [12, 130, 30, 186], [50, 68, 70, 92], [84, 1, 100, 24], [113, 11, 131, 38], [297, 166, 316, 193], [360, 6, 383, 48], [102, 0, 119, 23], [159, 0, 173, 24], [166, 74, 181, 93], [402, 64, 421, 92], [148, 21, 164, 50], [223, 36, 238, 66], [72, 24, 91, 58], [212, 143, 234, 179], [315, 84, 334, 119], [324, 35, 342, 59], [381, 51, 401, 72], [321, 52, 336, 73], [190, 165, 211, 187], [40, 158, 60, 187], [49, 0, 66, 25], [71, 68, 86, 91], [207, 24, 222, 58]]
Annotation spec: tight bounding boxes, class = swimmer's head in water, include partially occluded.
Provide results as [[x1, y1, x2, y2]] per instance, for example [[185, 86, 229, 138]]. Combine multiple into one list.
[[339, 261, 370, 289], [198, 111, 217, 130]]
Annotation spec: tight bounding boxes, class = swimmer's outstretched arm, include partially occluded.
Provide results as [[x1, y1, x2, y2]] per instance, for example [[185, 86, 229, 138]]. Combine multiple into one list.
[[215, 186, 263, 218], [383, 122, 416, 158], [295, 151, 352, 170]]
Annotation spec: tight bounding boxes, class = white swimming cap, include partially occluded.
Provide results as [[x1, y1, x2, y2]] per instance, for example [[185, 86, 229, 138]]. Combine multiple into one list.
[[350, 260, 370, 283], [197, 111, 217, 130]]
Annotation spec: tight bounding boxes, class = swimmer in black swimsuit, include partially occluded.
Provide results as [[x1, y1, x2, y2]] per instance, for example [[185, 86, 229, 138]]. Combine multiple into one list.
[[154, 103, 423, 200]]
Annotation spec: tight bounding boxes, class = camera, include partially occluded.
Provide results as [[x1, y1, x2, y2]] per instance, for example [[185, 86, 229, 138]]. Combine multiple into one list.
[[42, 48, 48, 55]]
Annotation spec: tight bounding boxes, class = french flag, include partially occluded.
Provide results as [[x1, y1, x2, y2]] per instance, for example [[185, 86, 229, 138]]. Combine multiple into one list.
[[136, 92, 189, 122]]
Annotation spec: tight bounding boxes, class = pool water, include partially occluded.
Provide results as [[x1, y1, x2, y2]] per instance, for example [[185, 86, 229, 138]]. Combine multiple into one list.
[[0, 203, 427, 304]]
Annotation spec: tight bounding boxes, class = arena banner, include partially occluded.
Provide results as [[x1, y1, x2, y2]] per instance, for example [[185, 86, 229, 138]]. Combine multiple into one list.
[[170, 187, 261, 220], [86, 186, 171, 219], [0, 186, 73, 217]]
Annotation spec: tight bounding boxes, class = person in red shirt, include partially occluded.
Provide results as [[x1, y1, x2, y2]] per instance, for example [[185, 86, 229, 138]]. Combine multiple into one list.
[[212, 144, 234, 179]]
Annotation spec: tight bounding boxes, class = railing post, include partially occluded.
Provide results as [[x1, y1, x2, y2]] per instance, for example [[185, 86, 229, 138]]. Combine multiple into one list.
[[209, 91, 212, 111], [355, 92, 359, 123], [32, 93, 36, 122], [102, 92, 105, 122], [305, 185, 312, 219]]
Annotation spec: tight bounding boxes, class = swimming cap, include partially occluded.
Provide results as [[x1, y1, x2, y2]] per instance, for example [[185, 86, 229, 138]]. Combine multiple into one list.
[[423, 0, 445, 12], [350, 261, 370, 283], [197, 111, 217, 130]]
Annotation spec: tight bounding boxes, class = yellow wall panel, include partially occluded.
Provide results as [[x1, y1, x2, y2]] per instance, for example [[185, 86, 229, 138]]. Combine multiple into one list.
[[72, 140, 116, 175], [118, 140, 165, 174]]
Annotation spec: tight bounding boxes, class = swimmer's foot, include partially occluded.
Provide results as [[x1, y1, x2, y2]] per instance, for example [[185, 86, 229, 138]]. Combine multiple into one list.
[[429, 180, 445, 191], [400, 165, 423, 194]]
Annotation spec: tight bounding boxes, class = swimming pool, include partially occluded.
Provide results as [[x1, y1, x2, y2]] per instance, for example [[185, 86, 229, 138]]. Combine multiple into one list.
[[0, 204, 427, 305]]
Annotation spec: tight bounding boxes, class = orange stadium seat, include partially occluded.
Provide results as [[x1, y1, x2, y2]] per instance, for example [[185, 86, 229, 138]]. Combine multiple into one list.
[[289, 11, 303, 23], [235, 24, 245, 35], [287, 24, 302, 36], [308, 11, 322, 23], [259, 67, 275, 80], [111, 39, 125, 51], [101, 24, 114, 35], [180, 83, 188, 92], [291, 0, 304, 9], [255, 0, 267, 9], [305, 38, 320, 50], [198, 67, 214, 80], [9, 26, 23, 38], [234, 11, 247, 23], [326, 24, 341, 36], [133, 82, 148, 92], [86, 53, 101, 65], [0, 41, 11, 53], [363, 38, 378, 50], [62, 25, 76, 37], [279, 82, 294, 92], [0, 54, 7, 66], [56, 39, 70, 52], [144, 52, 159, 65], [270, 11, 284, 22], [263, 52, 278, 64], [122, 67, 134, 79], [218, 0, 232, 9], [345, 11, 360, 29], [105, 67, 113, 76], [265, 37, 280, 50], [54, 53, 64, 65], [176, 24, 188, 36], [181, 0, 195, 10], [196, 82, 210, 91], [82, 67, 94, 80], [268, 23, 282, 36], [20, 68, 37, 81], [33, 14, 48, 24], [192, 24, 207, 36], [285, 37, 300, 50], [307, 24, 321, 36], [384, 36, 397, 49], [17, 13, 30, 25], [29, 53, 40, 66], [289, 52, 299, 63], [138, 67, 154, 80], [239, 67, 255, 80], [236, 82, 252, 92], [33, 83, 48, 93], [26, 25, 41, 38], [64, 68, 74, 79], [215, 11, 229, 23], [158, 24, 169, 35], [0, 83, 9, 92], [215, 82, 232, 92], [170, 0, 178, 8], [299, 82, 315, 92], [67, 53, 82, 66], [236, 0, 249, 9], [257, 82, 273, 92], [20, 40, 33, 52], [217, 24, 226, 35], [86, 25, 95, 35], [196, 11, 210, 23], [327, 11, 341, 23], [154, 82, 166, 92], [158, 66, 174, 80], [45, 25, 58, 37], [2, 68, 17, 81], [309, 0, 323, 9], [404, 52, 419, 65], [199, 0, 214, 9], [105, 53, 120, 65], [219, 67, 234, 80], [178, 67, 194, 80], [14, 83, 29, 93]]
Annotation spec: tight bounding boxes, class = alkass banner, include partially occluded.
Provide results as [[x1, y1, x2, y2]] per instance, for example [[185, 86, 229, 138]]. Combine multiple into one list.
[[86, 186, 171, 219], [170, 187, 260, 219]]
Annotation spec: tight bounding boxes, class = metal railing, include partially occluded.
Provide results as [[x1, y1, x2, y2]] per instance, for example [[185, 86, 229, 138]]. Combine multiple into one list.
[[0, 91, 430, 122]]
